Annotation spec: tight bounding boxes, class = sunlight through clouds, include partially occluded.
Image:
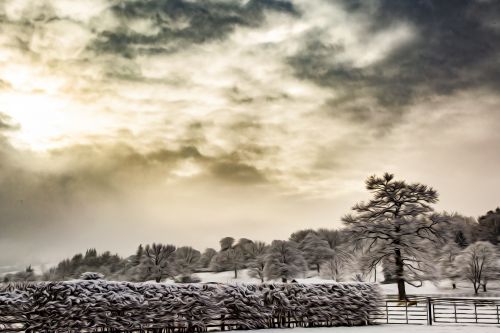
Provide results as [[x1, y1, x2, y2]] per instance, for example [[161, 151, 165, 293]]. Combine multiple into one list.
[[0, 0, 499, 267]]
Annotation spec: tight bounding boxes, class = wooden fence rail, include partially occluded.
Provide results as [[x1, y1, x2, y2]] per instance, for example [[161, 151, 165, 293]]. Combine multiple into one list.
[[375, 295, 500, 325]]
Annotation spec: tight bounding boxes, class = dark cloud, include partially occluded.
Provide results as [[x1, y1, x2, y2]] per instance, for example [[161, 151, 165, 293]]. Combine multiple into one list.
[[289, 0, 500, 127], [92, 0, 297, 57], [210, 159, 267, 184]]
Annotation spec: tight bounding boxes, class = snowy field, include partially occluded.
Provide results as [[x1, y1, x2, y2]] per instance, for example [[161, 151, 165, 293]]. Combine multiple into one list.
[[193, 269, 500, 297], [244, 325, 500, 333]]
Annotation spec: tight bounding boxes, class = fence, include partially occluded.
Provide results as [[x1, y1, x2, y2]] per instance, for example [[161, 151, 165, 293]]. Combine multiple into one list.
[[376, 295, 500, 325], [2, 289, 500, 331]]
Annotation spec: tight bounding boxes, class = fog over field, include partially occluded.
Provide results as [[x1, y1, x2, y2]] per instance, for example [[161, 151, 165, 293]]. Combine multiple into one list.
[[1, 0, 500, 268]]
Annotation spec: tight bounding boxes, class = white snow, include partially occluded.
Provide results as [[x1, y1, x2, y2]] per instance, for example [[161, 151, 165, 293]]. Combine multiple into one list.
[[193, 270, 500, 297], [243, 325, 500, 333], [195, 269, 261, 284]]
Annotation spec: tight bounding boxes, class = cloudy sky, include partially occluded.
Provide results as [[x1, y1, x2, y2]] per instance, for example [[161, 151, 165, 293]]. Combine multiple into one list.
[[1, 0, 500, 269]]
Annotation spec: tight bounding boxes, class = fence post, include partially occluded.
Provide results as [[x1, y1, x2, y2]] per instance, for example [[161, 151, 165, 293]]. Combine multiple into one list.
[[426, 297, 432, 326], [454, 303, 457, 323], [386, 300, 389, 324], [405, 300, 409, 324], [474, 302, 478, 324]]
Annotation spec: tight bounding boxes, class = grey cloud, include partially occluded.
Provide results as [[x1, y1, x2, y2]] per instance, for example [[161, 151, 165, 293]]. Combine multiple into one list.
[[92, 0, 297, 57], [288, 0, 500, 129], [0, 139, 271, 264], [0, 113, 20, 131]]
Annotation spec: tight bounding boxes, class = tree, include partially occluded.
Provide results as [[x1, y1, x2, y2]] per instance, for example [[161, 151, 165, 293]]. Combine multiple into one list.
[[264, 240, 307, 282], [289, 229, 317, 243], [438, 241, 461, 289], [299, 233, 332, 273], [144, 243, 177, 282], [219, 237, 235, 251], [477, 208, 500, 245], [452, 241, 499, 294], [199, 248, 217, 269], [175, 246, 201, 277], [210, 248, 244, 278], [317, 229, 353, 280], [343, 173, 446, 300], [244, 241, 268, 282], [211, 237, 245, 278], [132, 244, 145, 266]]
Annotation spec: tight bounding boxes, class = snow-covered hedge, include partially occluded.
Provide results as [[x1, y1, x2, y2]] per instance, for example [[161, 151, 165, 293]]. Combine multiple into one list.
[[0, 281, 382, 332]]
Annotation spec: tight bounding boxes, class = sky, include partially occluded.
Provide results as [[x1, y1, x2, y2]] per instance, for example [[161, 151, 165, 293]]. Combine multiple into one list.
[[1, 0, 500, 269]]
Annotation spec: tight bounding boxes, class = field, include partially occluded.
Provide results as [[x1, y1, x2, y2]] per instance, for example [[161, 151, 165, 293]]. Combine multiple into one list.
[[246, 325, 500, 333], [192, 269, 500, 297]]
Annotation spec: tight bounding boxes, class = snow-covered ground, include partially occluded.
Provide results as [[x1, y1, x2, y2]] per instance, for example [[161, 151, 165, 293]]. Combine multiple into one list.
[[193, 269, 500, 297], [242, 325, 500, 333]]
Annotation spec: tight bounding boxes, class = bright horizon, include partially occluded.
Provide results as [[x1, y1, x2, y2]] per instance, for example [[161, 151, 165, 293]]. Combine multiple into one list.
[[1, 0, 500, 269]]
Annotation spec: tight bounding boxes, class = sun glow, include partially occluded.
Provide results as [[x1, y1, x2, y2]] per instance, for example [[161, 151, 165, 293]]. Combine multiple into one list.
[[0, 91, 76, 150]]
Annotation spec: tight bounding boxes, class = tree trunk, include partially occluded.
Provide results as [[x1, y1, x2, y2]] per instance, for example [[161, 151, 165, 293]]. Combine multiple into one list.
[[234, 268, 238, 279], [483, 283, 487, 292], [394, 248, 406, 300], [397, 279, 406, 301], [316, 264, 320, 273]]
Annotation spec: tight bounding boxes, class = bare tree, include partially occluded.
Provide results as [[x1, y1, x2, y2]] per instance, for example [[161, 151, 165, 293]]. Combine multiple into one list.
[[438, 241, 461, 289], [210, 237, 245, 278], [175, 246, 201, 277], [244, 241, 268, 282], [452, 241, 499, 294], [210, 248, 244, 278], [199, 248, 217, 269], [317, 229, 353, 281], [343, 173, 446, 300], [264, 240, 307, 282], [299, 233, 332, 273], [144, 243, 176, 282]]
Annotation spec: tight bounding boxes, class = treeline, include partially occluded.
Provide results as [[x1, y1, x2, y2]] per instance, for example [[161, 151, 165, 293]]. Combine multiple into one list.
[[4, 174, 500, 298], [6, 212, 498, 287]]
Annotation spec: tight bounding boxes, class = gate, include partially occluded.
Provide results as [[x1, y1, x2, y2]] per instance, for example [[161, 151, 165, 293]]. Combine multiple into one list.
[[378, 295, 500, 325]]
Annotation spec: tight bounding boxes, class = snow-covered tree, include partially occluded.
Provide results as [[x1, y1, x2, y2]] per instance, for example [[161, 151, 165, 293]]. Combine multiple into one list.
[[299, 233, 332, 273], [219, 237, 235, 251], [317, 229, 353, 281], [144, 243, 177, 282], [438, 241, 461, 289], [244, 241, 268, 282], [198, 248, 217, 268], [452, 241, 499, 294], [477, 208, 500, 245], [289, 229, 317, 243], [132, 244, 144, 266], [264, 240, 307, 282], [343, 173, 446, 300], [210, 248, 244, 278], [175, 246, 201, 277]]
